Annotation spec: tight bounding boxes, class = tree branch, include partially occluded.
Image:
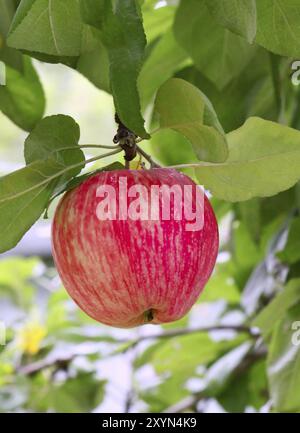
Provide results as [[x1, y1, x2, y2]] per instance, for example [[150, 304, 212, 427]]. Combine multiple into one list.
[[17, 354, 75, 376], [127, 324, 260, 346], [16, 325, 260, 376]]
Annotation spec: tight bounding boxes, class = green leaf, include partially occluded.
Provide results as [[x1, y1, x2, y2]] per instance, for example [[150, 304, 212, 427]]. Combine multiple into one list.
[[79, 0, 105, 30], [0, 56, 45, 131], [260, 189, 297, 228], [61, 161, 125, 193], [202, 342, 253, 396], [0, 0, 16, 36], [174, 0, 256, 89], [30, 372, 106, 413], [218, 360, 268, 412], [0, 117, 86, 253], [176, 48, 277, 134], [142, 334, 240, 375], [238, 199, 261, 243], [142, 0, 176, 42], [0, 0, 23, 71], [0, 257, 38, 308], [199, 265, 240, 304], [77, 0, 110, 93], [195, 117, 300, 202], [75, 40, 110, 93], [267, 302, 300, 412], [253, 279, 300, 339], [17, 20, 103, 62], [154, 78, 228, 163], [46, 289, 70, 334], [24, 115, 84, 182], [8, 0, 148, 138], [137, 334, 244, 412], [0, 158, 64, 253], [7, 0, 84, 56], [134, 340, 167, 369], [210, 197, 232, 220], [149, 127, 197, 181], [140, 372, 190, 413], [138, 30, 189, 111], [21, 34, 111, 93], [256, 0, 300, 57], [150, 129, 198, 180], [205, 0, 257, 43], [232, 220, 262, 288], [44, 161, 124, 219], [101, 0, 149, 138], [0, 37, 23, 72], [277, 217, 300, 265], [0, 0, 45, 130]]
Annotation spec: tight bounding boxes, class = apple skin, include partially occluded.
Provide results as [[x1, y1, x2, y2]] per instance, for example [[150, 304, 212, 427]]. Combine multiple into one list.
[[52, 169, 219, 328]]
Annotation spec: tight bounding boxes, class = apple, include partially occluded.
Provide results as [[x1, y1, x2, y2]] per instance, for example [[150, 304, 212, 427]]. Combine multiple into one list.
[[52, 168, 219, 328]]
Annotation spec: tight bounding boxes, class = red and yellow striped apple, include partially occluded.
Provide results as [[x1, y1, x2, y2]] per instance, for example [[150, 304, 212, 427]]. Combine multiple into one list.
[[52, 169, 218, 328]]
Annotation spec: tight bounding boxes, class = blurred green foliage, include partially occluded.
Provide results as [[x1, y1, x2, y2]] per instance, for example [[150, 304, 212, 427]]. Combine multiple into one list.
[[0, 185, 300, 413], [1, 0, 300, 414]]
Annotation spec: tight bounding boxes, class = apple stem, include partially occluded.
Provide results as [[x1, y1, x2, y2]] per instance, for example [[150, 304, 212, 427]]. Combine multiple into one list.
[[144, 309, 154, 323]]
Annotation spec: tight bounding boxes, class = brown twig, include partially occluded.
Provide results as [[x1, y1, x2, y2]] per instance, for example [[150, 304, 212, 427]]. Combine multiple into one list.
[[16, 325, 260, 377], [113, 114, 138, 164], [17, 354, 75, 376], [127, 324, 260, 346]]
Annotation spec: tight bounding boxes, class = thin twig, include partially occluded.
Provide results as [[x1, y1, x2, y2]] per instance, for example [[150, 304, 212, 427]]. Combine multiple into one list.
[[136, 145, 161, 168], [164, 162, 214, 170], [51, 145, 120, 153], [80, 144, 121, 149], [0, 148, 123, 205], [16, 324, 260, 376], [43, 147, 122, 217], [126, 324, 260, 345], [17, 354, 76, 376], [163, 395, 199, 414]]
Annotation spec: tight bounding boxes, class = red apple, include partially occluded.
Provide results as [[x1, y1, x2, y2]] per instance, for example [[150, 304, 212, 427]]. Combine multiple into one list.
[[52, 169, 219, 328]]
